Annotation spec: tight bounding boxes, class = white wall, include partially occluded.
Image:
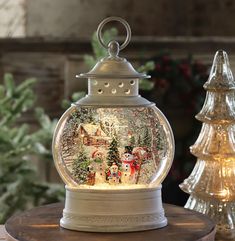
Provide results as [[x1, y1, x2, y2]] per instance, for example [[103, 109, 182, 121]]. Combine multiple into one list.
[[0, 0, 26, 37]]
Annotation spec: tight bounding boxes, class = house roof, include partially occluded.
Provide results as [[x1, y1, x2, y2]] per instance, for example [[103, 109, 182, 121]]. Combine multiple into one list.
[[79, 123, 107, 137]]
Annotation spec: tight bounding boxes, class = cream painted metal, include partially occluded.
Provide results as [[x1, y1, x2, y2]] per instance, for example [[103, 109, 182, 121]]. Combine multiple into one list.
[[76, 17, 151, 107], [61, 186, 166, 232]]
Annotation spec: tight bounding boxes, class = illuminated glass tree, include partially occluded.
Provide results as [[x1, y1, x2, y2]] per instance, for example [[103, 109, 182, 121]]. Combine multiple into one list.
[[180, 50, 235, 239]]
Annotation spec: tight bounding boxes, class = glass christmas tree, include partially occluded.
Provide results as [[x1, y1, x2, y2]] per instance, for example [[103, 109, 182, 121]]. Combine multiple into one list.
[[180, 50, 235, 239]]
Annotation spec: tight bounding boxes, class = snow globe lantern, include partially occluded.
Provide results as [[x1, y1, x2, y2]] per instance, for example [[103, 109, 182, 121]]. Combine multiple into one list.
[[52, 17, 175, 232]]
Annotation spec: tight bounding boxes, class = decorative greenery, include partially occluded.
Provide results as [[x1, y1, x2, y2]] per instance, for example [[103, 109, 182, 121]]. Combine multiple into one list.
[[61, 92, 86, 110], [148, 53, 208, 113], [147, 53, 209, 206], [0, 73, 36, 126], [0, 74, 64, 224], [84, 28, 118, 69], [32, 107, 59, 181]]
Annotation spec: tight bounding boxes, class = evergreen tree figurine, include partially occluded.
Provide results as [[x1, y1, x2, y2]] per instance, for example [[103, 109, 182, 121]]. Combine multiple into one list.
[[72, 146, 90, 184], [155, 124, 164, 151], [142, 127, 151, 147], [130, 135, 136, 147], [137, 135, 141, 146], [180, 50, 235, 239], [107, 137, 121, 167]]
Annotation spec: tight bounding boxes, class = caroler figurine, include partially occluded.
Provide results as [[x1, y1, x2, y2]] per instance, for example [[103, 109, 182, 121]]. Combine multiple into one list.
[[52, 16, 175, 232]]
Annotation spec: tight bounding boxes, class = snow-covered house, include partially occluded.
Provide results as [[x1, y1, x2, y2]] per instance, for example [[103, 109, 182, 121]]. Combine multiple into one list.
[[78, 123, 111, 146]]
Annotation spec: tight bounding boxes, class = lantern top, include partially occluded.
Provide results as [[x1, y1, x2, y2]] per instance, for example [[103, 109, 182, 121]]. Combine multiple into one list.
[[77, 16, 150, 80], [78, 54, 150, 79], [74, 17, 152, 107]]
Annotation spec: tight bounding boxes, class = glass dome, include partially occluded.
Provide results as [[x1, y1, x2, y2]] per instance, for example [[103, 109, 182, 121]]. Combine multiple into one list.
[[53, 105, 174, 189]]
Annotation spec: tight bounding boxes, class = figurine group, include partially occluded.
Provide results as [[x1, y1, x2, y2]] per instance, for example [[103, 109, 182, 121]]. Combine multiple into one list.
[[86, 146, 148, 185]]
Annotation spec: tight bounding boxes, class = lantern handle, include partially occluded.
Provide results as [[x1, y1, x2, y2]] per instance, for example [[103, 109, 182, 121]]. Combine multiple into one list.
[[97, 16, 131, 51]]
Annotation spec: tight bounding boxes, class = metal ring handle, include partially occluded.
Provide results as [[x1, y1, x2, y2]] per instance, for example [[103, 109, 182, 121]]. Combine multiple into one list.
[[97, 16, 131, 51]]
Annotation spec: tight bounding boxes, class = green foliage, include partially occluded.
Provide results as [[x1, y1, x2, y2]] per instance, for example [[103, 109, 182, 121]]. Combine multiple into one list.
[[84, 28, 118, 68], [149, 53, 208, 112], [140, 53, 209, 186], [31, 108, 59, 181], [33, 108, 58, 158], [61, 91, 86, 109], [72, 147, 90, 184], [107, 137, 121, 167], [84, 28, 154, 91], [0, 73, 36, 126], [137, 61, 155, 90], [0, 74, 64, 224]]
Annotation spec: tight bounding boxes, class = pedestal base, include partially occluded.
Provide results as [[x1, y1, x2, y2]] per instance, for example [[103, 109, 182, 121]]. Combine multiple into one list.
[[61, 185, 167, 232]]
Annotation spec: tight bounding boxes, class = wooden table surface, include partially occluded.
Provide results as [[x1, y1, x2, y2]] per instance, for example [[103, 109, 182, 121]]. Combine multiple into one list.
[[4, 203, 216, 241], [0, 226, 5, 241]]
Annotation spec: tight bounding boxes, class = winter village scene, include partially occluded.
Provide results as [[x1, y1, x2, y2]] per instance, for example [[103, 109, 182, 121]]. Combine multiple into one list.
[[60, 106, 167, 188]]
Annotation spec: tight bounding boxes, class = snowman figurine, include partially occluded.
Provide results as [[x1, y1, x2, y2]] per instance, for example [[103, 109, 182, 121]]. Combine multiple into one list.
[[121, 147, 140, 185], [107, 162, 121, 185], [91, 150, 106, 184]]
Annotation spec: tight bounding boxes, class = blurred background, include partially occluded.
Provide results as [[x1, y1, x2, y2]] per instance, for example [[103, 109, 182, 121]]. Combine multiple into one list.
[[1, 0, 235, 223]]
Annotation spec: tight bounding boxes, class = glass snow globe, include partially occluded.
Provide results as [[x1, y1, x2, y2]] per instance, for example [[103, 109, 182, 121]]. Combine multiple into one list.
[[52, 17, 175, 232]]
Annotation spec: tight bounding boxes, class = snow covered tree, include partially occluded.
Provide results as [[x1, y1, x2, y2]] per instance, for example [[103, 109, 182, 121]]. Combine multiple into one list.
[[130, 135, 136, 147], [137, 135, 141, 146], [107, 137, 121, 167], [72, 147, 90, 184], [142, 127, 151, 147], [77, 107, 95, 124], [155, 124, 165, 151], [180, 50, 235, 239]]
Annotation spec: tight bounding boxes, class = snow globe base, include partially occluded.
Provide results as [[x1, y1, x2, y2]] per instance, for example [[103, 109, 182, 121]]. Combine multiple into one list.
[[60, 185, 167, 232]]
